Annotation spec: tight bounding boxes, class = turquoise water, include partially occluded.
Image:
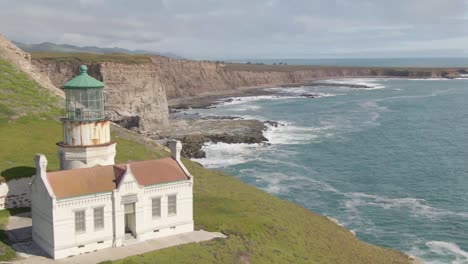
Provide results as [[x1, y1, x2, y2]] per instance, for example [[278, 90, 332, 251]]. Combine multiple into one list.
[[187, 78, 468, 264], [230, 58, 468, 68]]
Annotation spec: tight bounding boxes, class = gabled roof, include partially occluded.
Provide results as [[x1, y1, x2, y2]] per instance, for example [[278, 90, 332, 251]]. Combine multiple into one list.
[[47, 158, 189, 199]]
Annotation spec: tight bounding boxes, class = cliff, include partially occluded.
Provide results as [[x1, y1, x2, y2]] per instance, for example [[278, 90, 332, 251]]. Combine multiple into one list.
[[151, 57, 464, 99], [34, 60, 169, 131], [31, 52, 466, 132]]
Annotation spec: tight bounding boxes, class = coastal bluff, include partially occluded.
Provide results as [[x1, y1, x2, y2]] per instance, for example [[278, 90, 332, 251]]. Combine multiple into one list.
[[31, 53, 466, 132], [0, 35, 423, 264]]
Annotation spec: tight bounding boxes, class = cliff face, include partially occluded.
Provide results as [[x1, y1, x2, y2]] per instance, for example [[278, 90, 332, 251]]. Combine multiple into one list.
[[148, 56, 462, 99], [32, 55, 464, 131], [33, 60, 169, 131]]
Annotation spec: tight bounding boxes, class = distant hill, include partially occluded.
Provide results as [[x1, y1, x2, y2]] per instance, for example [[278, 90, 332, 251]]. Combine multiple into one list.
[[13, 41, 183, 59]]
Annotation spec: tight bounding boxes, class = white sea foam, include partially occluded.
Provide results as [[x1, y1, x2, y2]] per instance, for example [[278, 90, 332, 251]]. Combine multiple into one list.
[[263, 121, 335, 145], [266, 87, 339, 98], [424, 241, 468, 264], [213, 91, 338, 110], [194, 121, 336, 168], [237, 167, 341, 195], [192, 142, 264, 168], [229, 105, 263, 112], [359, 101, 389, 111], [218, 95, 300, 107], [321, 78, 386, 89], [343, 192, 468, 219], [358, 100, 389, 124]]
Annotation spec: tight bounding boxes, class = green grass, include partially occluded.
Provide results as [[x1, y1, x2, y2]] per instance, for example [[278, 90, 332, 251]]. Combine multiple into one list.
[[0, 56, 411, 263], [0, 116, 169, 181], [0, 58, 61, 120], [31, 52, 152, 64]]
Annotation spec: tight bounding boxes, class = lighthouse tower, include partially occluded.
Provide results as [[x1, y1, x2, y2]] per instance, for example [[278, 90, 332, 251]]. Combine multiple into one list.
[[57, 65, 116, 170]]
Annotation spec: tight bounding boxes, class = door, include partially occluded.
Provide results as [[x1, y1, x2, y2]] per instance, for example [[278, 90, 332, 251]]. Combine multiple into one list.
[[124, 203, 136, 237]]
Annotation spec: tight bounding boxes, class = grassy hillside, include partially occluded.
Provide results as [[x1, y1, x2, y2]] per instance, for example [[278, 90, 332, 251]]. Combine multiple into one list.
[[0, 58, 410, 263], [31, 52, 152, 64]]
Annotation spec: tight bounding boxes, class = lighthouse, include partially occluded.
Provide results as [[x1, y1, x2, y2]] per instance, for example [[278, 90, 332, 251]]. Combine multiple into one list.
[[57, 65, 116, 170]]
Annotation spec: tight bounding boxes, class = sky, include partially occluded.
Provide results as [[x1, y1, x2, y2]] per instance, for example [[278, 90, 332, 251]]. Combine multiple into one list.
[[1, 0, 468, 59]]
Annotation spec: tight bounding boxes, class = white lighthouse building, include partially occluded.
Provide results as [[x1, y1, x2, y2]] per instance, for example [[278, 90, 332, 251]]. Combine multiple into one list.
[[30, 65, 194, 259], [57, 65, 116, 170]]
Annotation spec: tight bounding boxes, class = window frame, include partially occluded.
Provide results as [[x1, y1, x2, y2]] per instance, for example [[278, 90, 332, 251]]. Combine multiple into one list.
[[167, 194, 177, 217], [93, 207, 105, 231], [151, 197, 162, 219], [74, 209, 86, 234]]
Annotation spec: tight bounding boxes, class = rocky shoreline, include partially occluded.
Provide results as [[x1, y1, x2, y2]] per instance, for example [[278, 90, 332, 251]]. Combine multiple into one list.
[[151, 77, 450, 158], [146, 86, 293, 158]]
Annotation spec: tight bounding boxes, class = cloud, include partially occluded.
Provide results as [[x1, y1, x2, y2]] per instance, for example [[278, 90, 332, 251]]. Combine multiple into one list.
[[0, 0, 467, 59]]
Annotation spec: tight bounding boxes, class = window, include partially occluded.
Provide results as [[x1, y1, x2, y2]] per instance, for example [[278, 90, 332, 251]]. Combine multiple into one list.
[[152, 197, 161, 219], [168, 195, 177, 216], [94, 207, 104, 230], [75, 210, 86, 233]]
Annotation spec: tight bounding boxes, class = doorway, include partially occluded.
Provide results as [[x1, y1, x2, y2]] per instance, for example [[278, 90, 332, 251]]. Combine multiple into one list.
[[124, 203, 136, 238]]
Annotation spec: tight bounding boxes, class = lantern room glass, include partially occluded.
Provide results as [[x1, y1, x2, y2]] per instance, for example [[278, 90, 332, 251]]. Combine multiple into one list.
[[65, 88, 104, 121]]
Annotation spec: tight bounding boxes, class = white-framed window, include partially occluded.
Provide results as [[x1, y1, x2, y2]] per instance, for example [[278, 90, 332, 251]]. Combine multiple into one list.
[[75, 210, 86, 234], [94, 207, 104, 230], [168, 194, 177, 216], [152, 197, 161, 219]]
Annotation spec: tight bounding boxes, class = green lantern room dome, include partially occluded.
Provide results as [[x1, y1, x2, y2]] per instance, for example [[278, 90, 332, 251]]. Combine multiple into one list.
[[63, 65, 106, 121], [63, 65, 105, 89]]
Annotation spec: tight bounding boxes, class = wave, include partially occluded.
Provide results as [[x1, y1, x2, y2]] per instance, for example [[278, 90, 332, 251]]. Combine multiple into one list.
[[357, 100, 390, 125], [343, 192, 468, 219], [359, 101, 389, 111], [229, 105, 263, 112], [320, 78, 386, 89], [219, 95, 294, 106], [213, 91, 339, 109], [266, 87, 339, 97], [236, 167, 341, 195], [263, 121, 334, 145], [194, 121, 336, 168], [424, 241, 468, 264], [191, 142, 264, 168]]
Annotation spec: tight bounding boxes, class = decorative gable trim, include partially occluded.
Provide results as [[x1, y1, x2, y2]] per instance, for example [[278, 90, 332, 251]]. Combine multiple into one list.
[[117, 164, 142, 192], [174, 159, 193, 181]]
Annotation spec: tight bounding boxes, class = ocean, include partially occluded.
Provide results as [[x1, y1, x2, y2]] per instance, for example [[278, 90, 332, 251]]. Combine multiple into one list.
[[184, 77, 468, 264]]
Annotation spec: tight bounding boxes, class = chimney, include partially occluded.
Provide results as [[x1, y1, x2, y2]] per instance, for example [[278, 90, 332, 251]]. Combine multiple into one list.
[[34, 154, 48, 176], [169, 140, 182, 161]]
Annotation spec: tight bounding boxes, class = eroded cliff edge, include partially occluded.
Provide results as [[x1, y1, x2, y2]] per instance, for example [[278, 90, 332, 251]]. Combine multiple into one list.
[[32, 53, 467, 156], [35, 61, 170, 131], [33, 54, 466, 104]]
